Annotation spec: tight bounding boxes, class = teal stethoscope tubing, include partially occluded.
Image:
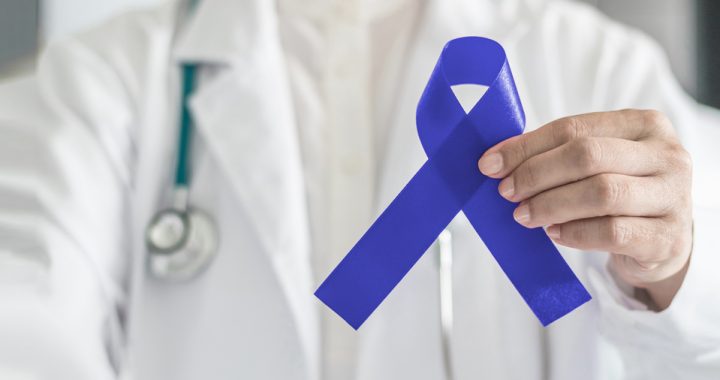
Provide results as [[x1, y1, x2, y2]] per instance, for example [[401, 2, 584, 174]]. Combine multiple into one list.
[[174, 64, 197, 189], [146, 59, 217, 280], [144, 0, 216, 281], [174, 0, 200, 189]]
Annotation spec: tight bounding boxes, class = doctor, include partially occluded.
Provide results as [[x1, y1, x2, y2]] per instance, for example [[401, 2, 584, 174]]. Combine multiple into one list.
[[0, 0, 719, 379]]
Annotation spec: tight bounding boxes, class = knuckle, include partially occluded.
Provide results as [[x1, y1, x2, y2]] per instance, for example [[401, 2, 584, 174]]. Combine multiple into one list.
[[568, 223, 587, 242], [571, 137, 603, 172], [656, 221, 678, 256], [642, 109, 673, 135], [515, 136, 532, 163], [593, 174, 624, 211], [668, 143, 693, 173], [606, 218, 632, 246], [516, 162, 539, 190], [554, 117, 588, 142]]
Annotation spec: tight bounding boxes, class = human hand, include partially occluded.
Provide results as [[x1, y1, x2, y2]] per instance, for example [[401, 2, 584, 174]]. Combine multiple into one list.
[[478, 110, 693, 310]]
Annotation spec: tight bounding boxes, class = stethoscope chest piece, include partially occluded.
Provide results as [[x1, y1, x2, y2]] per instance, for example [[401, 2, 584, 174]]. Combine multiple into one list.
[[146, 208, 218, 281]]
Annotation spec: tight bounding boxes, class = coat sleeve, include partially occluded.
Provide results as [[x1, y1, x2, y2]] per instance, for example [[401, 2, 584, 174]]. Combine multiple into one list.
[[557, 6, 720, 378], [0, 33, 136, 379]]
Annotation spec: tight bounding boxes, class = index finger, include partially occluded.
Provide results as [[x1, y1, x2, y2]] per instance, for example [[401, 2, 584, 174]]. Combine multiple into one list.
[[477, 109, 672, 178]]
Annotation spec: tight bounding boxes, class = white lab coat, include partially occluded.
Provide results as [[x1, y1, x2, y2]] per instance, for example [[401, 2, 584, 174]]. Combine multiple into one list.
[[1, 0, 719, 379]]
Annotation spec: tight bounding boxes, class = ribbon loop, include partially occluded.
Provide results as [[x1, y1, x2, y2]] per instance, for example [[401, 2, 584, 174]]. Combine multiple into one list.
[[316, 37, 591, 329]]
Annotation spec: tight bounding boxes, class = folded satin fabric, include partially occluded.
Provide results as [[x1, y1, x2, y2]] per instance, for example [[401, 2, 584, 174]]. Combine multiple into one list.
[[315, 37, 591, 329]]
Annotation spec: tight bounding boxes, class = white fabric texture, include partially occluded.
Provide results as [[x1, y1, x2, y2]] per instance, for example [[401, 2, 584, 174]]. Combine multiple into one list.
[[0, 0, 719, 379]]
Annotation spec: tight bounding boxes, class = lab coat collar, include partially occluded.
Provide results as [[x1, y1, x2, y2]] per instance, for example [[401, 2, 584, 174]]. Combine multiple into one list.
[[171, 0, 545, 64], [173, 0, 320, 377], [172, 0, 442, 65], [276, 0, 415, 22], [172, 0, 269, 65]]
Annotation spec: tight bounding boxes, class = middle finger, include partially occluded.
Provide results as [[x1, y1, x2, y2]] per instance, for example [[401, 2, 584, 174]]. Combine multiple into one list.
[[513, 173, 672, 228]]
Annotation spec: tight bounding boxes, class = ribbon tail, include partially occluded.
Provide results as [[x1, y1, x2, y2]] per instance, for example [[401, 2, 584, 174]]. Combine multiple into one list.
[[464, 180, 592, 325], [316, 36, 592, 329], [315, 120, 488, 329], [315, 163, 464, 329]]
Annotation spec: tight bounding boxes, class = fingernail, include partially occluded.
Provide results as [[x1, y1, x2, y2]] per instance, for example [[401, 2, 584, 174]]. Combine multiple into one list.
[[499, 177, 515, 199], [479, 153, 503, 175], [514, 204, 530, 225], [546, 225, 560, 239]]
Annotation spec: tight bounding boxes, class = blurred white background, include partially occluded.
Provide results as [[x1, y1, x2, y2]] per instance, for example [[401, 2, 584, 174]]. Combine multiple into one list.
[[0, 0, 163, 79], [0, 0, 702, 98], [42, 0, 163, 41], [0, 0, 714, 105]]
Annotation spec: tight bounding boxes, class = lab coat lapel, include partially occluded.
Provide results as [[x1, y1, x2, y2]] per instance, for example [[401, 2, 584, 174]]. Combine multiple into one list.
[[173, 0, 319, 377]]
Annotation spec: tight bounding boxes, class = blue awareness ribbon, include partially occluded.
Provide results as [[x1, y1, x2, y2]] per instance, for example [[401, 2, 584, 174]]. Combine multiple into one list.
[[315, 37, 591, 329]]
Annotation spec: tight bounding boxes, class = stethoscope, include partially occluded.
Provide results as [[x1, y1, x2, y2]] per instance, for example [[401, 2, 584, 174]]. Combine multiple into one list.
[[143, 0, 455, 371], [436, 229, 455, 380], [145, 61, 219, 281]]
